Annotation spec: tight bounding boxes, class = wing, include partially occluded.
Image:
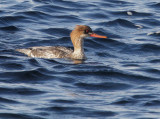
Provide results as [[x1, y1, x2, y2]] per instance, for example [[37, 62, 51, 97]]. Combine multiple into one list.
[[17, 46, 73, 59]]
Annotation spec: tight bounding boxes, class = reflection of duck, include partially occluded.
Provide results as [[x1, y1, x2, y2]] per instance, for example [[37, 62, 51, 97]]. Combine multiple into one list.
[[16, 25, 107, 59]]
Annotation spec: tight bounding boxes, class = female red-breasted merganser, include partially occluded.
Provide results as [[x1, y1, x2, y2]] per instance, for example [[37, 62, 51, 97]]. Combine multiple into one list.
[[16, 25, 107, 59]]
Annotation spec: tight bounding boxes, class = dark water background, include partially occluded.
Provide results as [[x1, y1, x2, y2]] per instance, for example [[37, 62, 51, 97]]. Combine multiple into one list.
[[0, 0, 160, 119]]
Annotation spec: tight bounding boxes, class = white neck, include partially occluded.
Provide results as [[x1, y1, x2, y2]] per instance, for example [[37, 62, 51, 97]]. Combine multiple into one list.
[[71, 37, 85, 59]]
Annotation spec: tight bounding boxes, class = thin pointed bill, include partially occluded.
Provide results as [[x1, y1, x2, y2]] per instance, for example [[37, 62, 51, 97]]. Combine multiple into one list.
[[90, 33, 107, 38]]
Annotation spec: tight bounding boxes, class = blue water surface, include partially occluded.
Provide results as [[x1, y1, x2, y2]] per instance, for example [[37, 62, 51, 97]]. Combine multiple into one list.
[[0, 0, 160, 119]]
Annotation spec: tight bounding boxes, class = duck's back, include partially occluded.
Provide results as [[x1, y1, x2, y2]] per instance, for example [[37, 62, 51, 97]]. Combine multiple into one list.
[[16, 46, 73, 59]]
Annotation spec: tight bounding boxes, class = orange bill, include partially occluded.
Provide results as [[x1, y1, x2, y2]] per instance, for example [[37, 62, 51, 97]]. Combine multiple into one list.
[[90, 33, 107, 38]]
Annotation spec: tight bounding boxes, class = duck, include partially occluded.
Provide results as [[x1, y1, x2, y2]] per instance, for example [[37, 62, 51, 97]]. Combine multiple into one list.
[[16, 25, 107, 59]]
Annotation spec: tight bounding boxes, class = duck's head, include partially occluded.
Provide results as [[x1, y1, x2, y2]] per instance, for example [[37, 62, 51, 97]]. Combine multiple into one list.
[[70, 25, 107, 40], [70, 25, 107, 59]]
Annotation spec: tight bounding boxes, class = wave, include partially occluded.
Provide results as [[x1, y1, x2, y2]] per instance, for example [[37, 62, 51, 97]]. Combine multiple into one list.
[[149, 59, 160, 63], [0, 16, 26, 23], [110, 11, 152, 17], [0, 113, 44, 119], [34, 4, 69, 13], [1, 62, 24, 70], [75, 82, 131, 91], [40, 28, 70, 36], [16, 11, 53, 20], [104, 19, 137, 28], [0, 97, 19, 104], [0, 68, 53, 82], [0, 85, 45, 95], [137, 18, 160, 26], [0, 26, 19, 31], [139, 43, 160, 52], [149, 2, 160, 8], [37, 106, 116, 117], [144, 100, 160, 106]]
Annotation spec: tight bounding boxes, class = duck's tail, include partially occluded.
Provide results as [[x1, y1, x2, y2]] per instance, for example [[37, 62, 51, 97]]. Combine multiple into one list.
[[16, 48, 31, 56]]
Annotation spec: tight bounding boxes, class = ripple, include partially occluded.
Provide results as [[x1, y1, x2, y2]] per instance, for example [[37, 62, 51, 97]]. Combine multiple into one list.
[[0, 87, 45, 95], [38, 106, 116, 117], [144, 68, 160, 76], [0, 97, 19, 104], [1, 62, 24, 70], [147, 31, 160, 37], [102, 0, 132, 5], [0, 26, 19, 31], [149, 59, 160, 63], [65, 67, 159, 83], [51, 99, 76, 104], [113, 97, 137, 106], [40, 28, 70, 37], [105, 19, 137, 28], [16, 88, 45, 95], [149, 2, 160, 8], [82, 13, 108, 19], [0, 68, 53, 82], [110, 11, 152, 17], [144, 100, 160, 106], [0, 113, 44, 119], [137, 18, 160, 26], [93, 37, 127, 48], [54, 15, 82, 22], [0, 16, 26, 23], [27, 58, 41, 67], [75, 82, 131, 91], [139, 44, 160, 52], [0, 55, 18, 61], [132, 94, 156, 99], [34, 5, 68, 13], [55, 0, 94, 9], [96, 52, 117, 58], [16, 11, 53, 20], [32, 0, 50, 4]]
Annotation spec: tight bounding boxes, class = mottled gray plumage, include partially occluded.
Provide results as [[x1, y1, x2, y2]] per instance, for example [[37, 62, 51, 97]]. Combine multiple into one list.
[[16, 46, 73, 58]]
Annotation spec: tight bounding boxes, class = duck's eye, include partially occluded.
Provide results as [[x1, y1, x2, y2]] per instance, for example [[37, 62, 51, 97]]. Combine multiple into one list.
[[84, 29, 89, 34]]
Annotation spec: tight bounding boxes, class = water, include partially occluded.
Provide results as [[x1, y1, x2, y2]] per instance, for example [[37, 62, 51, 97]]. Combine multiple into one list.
[[0, 0, 160, 118]]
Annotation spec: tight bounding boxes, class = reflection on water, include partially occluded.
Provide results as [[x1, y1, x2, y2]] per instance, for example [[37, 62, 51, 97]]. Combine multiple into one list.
[[72, 59, 85, 64]]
